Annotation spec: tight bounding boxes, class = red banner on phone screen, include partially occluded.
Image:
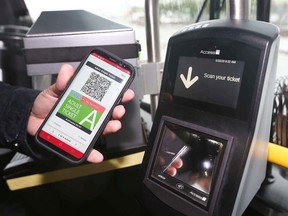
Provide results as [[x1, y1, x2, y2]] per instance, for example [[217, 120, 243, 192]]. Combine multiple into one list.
[[39, 130, 83, 159]]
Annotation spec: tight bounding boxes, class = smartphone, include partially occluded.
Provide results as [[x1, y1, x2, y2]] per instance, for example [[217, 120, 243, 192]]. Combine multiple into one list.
[[35, 48, 135, 164]]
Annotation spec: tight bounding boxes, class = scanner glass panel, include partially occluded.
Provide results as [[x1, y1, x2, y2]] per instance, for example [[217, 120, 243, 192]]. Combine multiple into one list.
[[151, 120, 224, 207]]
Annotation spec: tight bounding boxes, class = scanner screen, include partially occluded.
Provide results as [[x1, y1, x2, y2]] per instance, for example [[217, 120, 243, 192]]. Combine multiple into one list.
[[173, 57, 245, 108], [152, 121, 224, 206]]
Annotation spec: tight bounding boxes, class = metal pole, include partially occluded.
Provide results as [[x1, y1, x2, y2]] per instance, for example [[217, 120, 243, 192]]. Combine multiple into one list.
[[227, 0, 250, 20], [210, 0, 221, 20], [145, 0, 161, 120], [257, 0, 271, 22]]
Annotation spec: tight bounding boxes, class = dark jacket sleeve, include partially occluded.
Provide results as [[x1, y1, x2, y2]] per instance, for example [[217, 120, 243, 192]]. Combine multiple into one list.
[[0, 82, 41, 157]]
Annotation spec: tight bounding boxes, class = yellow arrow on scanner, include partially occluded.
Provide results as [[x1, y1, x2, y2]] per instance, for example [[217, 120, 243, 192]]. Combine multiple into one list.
[[180, 66, 199, 89]]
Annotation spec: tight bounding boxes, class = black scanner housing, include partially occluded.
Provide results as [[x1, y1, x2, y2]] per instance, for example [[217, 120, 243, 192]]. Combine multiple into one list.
[[136, 19, 279, 216]]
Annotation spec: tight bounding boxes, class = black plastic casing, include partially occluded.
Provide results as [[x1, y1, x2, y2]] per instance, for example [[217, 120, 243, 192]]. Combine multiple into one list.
[[136, 19, 279, 216]]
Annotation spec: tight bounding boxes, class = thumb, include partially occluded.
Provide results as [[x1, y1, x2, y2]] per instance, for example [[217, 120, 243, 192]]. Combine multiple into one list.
[[55, 64, 75, 93]]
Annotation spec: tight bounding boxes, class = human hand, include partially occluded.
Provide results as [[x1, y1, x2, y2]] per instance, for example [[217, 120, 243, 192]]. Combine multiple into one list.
[[27, 64, 135, 163], [164, 157, 183, 176]]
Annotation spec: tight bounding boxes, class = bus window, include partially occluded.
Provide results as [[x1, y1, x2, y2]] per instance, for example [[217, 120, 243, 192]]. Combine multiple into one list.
[[23, 0, 288, 78]]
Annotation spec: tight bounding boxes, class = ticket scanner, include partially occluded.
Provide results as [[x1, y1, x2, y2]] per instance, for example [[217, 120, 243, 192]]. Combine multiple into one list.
[[136, 17, 280, 216]]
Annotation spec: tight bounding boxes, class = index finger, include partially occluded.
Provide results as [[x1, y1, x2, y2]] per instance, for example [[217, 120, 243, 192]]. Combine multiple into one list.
[[121, 89, 135, 103]]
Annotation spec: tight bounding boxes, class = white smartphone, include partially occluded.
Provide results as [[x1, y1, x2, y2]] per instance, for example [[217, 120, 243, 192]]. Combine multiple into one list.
[[35, 48, 135, 164]]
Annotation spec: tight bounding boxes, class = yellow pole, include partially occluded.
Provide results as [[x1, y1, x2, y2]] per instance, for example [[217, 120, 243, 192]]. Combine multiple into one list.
[[268, 142, 288, 168]]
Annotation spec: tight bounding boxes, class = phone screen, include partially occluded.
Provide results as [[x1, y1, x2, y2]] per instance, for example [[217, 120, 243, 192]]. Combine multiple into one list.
[[36, 49, 135, 163]]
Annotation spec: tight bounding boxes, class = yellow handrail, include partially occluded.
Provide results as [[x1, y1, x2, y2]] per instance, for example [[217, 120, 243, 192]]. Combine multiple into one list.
[[268, 142, 288, 168], [5, 143, 288, 191]]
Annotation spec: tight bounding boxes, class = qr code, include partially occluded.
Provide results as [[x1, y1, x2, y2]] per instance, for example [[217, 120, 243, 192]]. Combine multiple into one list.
[[81, 72, 111, 101]]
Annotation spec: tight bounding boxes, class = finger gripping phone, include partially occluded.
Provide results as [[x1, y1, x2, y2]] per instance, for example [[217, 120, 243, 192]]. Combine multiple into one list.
[[35, 48, 135, 164]]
